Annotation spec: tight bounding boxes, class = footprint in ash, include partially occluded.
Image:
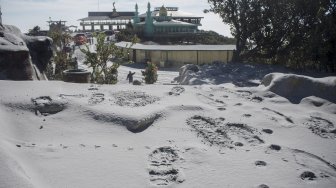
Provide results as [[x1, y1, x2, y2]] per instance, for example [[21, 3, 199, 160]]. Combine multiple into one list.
[[31, 96, 66, 116], [196, 93, 227, 108], [169, 86, 185, 96], [255, 160, 267, 167], [304, 116, 336, 139], [88, 93, 105, 105], [257, 184, 270, 188], [262, 129, 273, 134], [148, 146, 185, 186]]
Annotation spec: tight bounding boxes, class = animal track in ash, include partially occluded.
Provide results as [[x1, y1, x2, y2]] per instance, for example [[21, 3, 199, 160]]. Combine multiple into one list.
[[262, 129, 273, 134], [257, 184, 270, 188], [229, 90, 264, 103], [269, 144, 281, 151], [251, 96, 263, 103], [168, 86, 185, 96], [186, 116, 264, 149], [196, 93, 226, 108], [300, 171, 317, 181], [243, 114, 252, 118], [255, 160, 267, 167], [31, 96, 66, 116], [265, 144, 282, 154], [235, 90, 252, 97], [110, 91, 160, 107], [304, 116, 336, 139], [59, 94, 86, 99], [88, 93, 105, 105], [148, 146, 185, 186], [168, 105, 203, 111]]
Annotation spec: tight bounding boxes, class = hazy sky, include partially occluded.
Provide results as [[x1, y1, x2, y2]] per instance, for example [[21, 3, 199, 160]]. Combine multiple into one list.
[[0, 0, 232, 37]]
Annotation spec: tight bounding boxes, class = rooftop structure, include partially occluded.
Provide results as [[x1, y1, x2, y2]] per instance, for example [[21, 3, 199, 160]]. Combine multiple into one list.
[[78, 2, 135, 31], [138, 6, 203, 25], [133, 3, 203, 38], [47, 20, 67, 32]]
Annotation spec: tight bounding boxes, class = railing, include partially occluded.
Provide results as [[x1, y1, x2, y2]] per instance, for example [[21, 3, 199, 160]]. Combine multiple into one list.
[[151, 32, 204, 37], [80, 21, 130, 25]]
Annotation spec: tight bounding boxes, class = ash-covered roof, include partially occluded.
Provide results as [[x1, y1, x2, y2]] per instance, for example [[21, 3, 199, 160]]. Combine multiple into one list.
[[153, 20, 196, 26], [139, 10, 203, 18], [79, 12, 135, 21], [136, 20, 197, 26], [116, 42, 236, 51], [88, 12, 135, 17]]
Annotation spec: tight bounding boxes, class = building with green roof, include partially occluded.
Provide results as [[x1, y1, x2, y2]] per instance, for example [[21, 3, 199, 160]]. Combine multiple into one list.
[[78, 2, 203, 38], [133, 3, 203, 38]]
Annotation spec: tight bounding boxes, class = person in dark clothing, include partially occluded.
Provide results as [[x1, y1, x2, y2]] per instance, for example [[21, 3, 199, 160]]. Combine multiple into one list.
[[126, 71, 135, 83]]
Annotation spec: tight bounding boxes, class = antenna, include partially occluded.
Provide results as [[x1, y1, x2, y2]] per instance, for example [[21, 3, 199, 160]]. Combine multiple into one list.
[[0, 4, 2, 25], [98, 0, 100, 11]]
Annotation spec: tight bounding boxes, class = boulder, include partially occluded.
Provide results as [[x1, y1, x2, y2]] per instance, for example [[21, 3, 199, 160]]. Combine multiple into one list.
[[262, 73, 336, 103], [174, 64, 200, 84], [179, 64, 199, 75], [133, 79, 142, 85], [0, 24, 53, 80]]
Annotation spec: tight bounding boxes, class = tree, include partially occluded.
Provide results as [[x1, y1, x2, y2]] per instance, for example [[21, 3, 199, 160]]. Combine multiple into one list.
[[80, 33, 136, 84], [142, 62, 158, 84], [190, 30, 236, 45], [206, 0, 336, 72], [116, 30, 140, 43], [206, 0, 253, 60], [49, 30, 72, 51], [28, 26, 41, 36], [47, 28, 73, 79]]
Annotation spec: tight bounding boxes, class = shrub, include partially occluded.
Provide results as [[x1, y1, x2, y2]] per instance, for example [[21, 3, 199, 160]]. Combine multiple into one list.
[[47, 29, 72, 80], [80, 33, 126, 84], [53, 51, 71, 80], [81, 33, 137, 84], [142, 62, 158, 84]]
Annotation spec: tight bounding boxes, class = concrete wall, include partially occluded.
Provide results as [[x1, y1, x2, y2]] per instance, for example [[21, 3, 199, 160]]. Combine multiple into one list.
[[198, 51, 232, 65], [128, 49, 234, 67]]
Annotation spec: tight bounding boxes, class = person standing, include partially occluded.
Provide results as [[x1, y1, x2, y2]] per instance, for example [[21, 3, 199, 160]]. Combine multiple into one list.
[[126, 71, 135, 83]]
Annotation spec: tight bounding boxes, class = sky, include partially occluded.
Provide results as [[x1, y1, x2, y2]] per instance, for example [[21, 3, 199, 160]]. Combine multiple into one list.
[[0, 0, 232, 37]]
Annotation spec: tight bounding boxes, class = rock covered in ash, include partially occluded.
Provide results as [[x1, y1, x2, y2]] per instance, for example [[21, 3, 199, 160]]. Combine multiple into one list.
[[261, 73, 336, 103], [174, 62, 290, 86], [31, 96, 66, 115], [133, 79, 142, 85], [0, 24, 52, 80], [174, 64, 200, 84]]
